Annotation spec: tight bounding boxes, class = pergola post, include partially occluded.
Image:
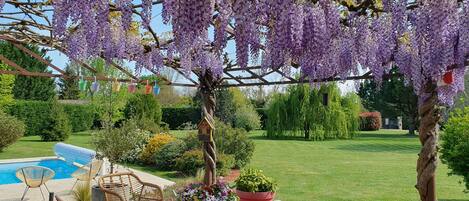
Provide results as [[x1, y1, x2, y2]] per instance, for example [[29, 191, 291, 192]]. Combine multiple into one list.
[[199, 70, 218, 186], [416, 81, 440, 201]]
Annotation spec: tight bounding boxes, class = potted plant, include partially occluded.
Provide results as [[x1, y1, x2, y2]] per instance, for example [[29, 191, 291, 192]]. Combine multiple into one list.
[[235, 168, 277, 201]]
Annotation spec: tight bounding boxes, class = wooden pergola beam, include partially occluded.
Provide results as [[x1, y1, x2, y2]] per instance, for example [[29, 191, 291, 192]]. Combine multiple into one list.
[[0, 69, 62, 78], [50, 46, 99, 74], [10, 42, 66, 74], [0, 69, 198, 87], [0, 54, 29, 73]]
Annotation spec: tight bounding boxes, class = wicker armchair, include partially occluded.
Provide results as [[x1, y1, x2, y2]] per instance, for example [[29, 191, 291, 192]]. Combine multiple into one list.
[[98, 172, 164, 201]]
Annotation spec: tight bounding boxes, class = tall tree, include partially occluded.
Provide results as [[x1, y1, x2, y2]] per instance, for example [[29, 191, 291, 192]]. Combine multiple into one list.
[[58, 64, 80, 100], [0, 42, 56, 101], [358, 68, 419, 135]]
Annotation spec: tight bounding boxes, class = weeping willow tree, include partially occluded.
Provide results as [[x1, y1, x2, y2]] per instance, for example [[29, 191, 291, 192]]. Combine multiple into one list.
[[266, 84, 361, 140]]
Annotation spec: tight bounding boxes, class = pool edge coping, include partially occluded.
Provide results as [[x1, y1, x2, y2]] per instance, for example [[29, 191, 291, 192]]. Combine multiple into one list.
[[0, 156, 58, 164], [0, 156, 176, 188]]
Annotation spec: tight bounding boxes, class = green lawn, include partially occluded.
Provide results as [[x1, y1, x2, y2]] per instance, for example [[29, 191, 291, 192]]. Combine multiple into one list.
[[0, 131, 93, 160], [248, 130, 469, 201], [0, 130, 468, 201]]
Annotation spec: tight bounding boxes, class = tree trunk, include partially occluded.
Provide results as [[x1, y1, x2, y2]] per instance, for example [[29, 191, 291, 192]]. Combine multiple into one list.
[[416, 82, 440, 201], [408, 115, 417, 136], [199, 71, 218, 186]]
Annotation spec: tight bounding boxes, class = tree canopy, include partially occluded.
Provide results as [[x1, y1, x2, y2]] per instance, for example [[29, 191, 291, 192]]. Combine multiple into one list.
[[0, 42, 56, 101], [359, 67, 419, 134], [266, 84, 361, 140], [58, 64, 80, 100]]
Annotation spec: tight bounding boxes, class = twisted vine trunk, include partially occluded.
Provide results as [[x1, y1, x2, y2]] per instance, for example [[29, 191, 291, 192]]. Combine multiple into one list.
[[416, 82, 440, 201], [199, 71, 218, 186]]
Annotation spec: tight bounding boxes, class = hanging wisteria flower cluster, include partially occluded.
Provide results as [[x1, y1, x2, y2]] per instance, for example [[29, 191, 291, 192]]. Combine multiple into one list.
[[51, 0, 163, 74], [50, 0, 468, 105], [0, 0, 5, 12]]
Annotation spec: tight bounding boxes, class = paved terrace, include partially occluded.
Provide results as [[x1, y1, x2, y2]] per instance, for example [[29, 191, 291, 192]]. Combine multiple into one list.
[[0, 157, 175, 201]]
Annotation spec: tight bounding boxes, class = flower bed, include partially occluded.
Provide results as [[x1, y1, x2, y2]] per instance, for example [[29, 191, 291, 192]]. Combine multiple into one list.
[[178, 182, 237, 201]]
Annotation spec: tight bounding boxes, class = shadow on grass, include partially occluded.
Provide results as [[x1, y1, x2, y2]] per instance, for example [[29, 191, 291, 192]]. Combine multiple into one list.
[[357, 133, 418, 139], [128, 164, 183, 179], [19, 139, 45, 142], [335, 142, 420, 153], [250, 134, 418, 142], [249, 135, 312, 141]]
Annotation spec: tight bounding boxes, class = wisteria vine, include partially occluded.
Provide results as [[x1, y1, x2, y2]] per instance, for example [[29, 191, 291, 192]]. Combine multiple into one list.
[[0, 0, 5, 12], [48, 0, 468, 105]]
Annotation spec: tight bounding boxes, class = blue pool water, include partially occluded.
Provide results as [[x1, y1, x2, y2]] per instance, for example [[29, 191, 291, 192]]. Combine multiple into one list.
[[0, 159, 78, 185]]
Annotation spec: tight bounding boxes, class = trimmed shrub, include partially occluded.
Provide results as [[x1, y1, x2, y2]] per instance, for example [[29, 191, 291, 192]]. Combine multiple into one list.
[[182, 120, 255, 168], [121, 121, 150, 163], [214, 120, 255, 168], [0, 110, 25, 151], [183, 132, 202, 151], [154, 139, 187, 170], [162, 107, 201, 130], [138, 116, 167, 134], [140, 133, 175, 164], [234, 105, 261, 131], [359, 112, 382, 131], [41, 100, 71, 141], [441, 107, 469, 191], [175, 149, 205, 176], [175, 149, 235, 176], [217, 153, 235, 176], [123, 94, 162, 132], [62, 104, 94, 132]]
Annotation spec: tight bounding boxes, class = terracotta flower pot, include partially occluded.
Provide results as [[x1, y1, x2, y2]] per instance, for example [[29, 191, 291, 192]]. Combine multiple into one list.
[[236, 190, 276, 201]]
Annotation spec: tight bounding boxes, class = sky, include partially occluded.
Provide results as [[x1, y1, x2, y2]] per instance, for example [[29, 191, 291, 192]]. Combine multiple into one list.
[[0, 2, 359, 96]]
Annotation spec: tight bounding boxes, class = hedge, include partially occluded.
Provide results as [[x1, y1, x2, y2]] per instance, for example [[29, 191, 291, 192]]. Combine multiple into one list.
[[7, 101, 51, 136], [62, 104, 94, 132], [162, 107, 201, 130], [6, 100, 94, 135], [359, 112, 382, 131]]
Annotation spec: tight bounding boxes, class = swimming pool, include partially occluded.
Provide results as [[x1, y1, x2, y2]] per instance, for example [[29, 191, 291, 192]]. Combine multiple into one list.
[[0, 159, 78, 185]]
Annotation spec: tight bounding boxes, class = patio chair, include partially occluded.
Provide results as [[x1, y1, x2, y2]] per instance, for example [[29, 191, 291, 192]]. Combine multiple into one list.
[[71, 159, 104, 190], [16, 166, 55, 201], [98, 172, 164, 201]]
